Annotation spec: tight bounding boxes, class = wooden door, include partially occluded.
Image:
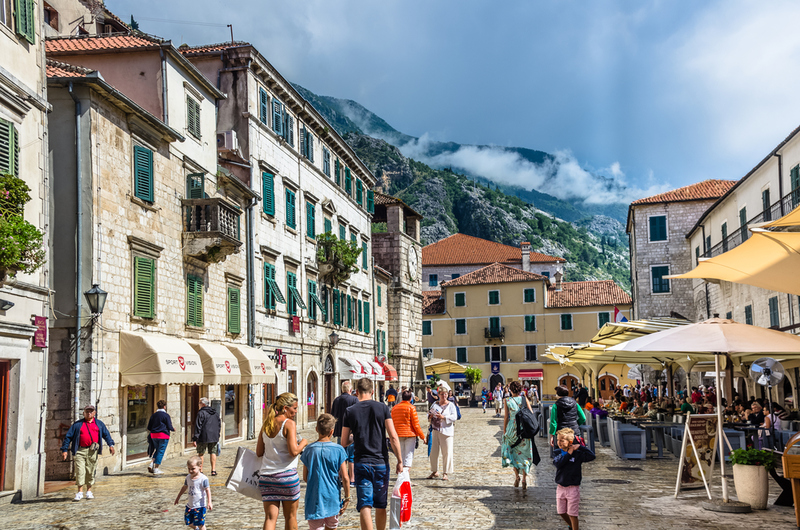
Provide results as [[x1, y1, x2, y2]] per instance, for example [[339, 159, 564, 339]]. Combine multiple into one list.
[[559, 375, 578, 397], [324, 374, 334, 414], [307, 373, 318, 422], [288, 370, 297, 397], [598, 375, 616, 401]]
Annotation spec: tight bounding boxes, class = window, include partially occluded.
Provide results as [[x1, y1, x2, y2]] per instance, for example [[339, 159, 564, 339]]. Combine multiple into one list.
[[357, 299, 363, 332], [272, 98, 284, 136], [227, 287, 241, 334], [695, 246, 700, 265], [725, 311, 732, 320], [560, 314, 573, 331], [335, 158, 341, 186], [721, 222, 728, 252], [301, 127, 314, 162], [186, 274, 203, 327], [541, 271, 550, 278], [323, 217, 332, 234], [363, 301, 370, 333], [356, 179, 363, 206], [429, 274, 438, 287], [422, 321, 432, 335], [332, 289, 341, 325], [651, 265, 670, 294], [367, 190, 374, 214], [488, 290, 500, 305], [762, 189, 771, 222], [259, 87, 269, 125], [0, 118, 19, 177], [286, 271, 306, 316], [745, 304, 753, 325], [323, 147, 331, 176], [321, 286, 329, 323], [283, 111, 294, 147], [362, 242, 368, 269], [345, 167, 352, 196], [769, 296, 780, 328], [454, 292, 465, 307], [346, 295, 353, 328], [525, 345, 537, 361], [350, 234, 357, 247], [598, 312, 610, 328], [186, 96, 201, 139], [451, 273, 460, 280], [262, 172, 275, 215], [286, 189, 296, 229], [649, 215, 667, 242], [133, 256, 155, 319], [455, 319, 466, 335], [133, 145, 154, 202], [792, 165, 800, 208], [705, 235, 711, 254], [524, 315, 536, 332], [523, 288, 535, 303], [739, 207, 748, 242], [263, 263, 285, 310], [308, 280, 325, 321], [457, 347, 467, 363], [13, 0, 35, 43], [489, 317, 501, 334], [377, 285, 382, 307], [187, 173, 204, 199], [306, 201, 315, 238], [339, 224, 346, 240]]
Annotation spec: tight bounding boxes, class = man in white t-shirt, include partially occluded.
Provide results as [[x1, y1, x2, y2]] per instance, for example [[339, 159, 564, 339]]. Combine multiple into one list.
[[493, 384, 504, 417]]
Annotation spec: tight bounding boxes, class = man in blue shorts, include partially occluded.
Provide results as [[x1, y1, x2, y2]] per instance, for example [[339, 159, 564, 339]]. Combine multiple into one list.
[[341, 377, 403, 530]]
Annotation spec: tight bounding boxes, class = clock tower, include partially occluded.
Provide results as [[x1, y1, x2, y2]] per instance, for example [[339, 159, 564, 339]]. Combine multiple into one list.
[[371, 193, 423, 390]]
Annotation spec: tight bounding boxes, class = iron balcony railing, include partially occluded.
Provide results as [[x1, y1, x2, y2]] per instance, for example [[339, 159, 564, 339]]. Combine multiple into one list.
[[703, 186, 800, 258], [485, 327, 505, 340], [182, 198, 240, 241]]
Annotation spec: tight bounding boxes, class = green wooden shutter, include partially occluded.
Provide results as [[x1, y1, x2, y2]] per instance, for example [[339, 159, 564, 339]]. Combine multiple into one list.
[[335, 158, 341, 186], [264, 263, 274, 309], [322, 286, 329, 322], [187, 173, 204, 199], [356, 179, 363, 206], [364, 301, 370, 333], [306, 201, 315, 238], [324, 218, 332, 233], [347, 295, 352, 328], [187, 275, 203, 327], [133, 145, 153, 202], [272, 99, 283, 136], [377, 286, 382, 307], [501, 346, 507, 362], [357, 299, 363, 331], [228, 287, 241, 334], [307, 280, 315, 320], [792, 165, 800, 208], [263, 172, 275, 215], [333, 289, 341, 325], [362, 242, 368, 269], [339, 225, 346, 240], [187, 96, 201, 139], [133, 256, 155, 318], [345, 168, 352, 195], [485, 347, 490, 362], [455, 292, 465, 306], [286, 189, 296, 228], [0, 119, 18, 177], [259, 87, 268, 124], [15, 0, 35, 44], [367, 190, 374, 214]]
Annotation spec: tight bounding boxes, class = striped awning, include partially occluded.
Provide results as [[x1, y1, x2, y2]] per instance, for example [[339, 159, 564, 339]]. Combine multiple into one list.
[[518, 369, 543, 380]]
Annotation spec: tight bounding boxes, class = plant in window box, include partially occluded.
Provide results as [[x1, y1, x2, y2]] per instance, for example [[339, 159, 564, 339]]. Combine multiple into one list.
[[0, 174, 45, 282], [730, 447, 776, 509], [315, 232, 362, 285]]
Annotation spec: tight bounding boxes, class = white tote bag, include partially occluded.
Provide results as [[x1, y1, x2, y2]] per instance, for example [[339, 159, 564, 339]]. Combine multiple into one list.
[[225, 446, 263, 501]]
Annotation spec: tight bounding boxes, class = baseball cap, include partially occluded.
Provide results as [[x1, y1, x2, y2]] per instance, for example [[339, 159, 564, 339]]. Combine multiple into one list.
[[84, 404, 96, 412]]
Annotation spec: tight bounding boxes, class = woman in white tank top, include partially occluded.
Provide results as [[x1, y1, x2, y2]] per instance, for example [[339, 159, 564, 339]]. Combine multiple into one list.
[[256, 392, 308, 530]]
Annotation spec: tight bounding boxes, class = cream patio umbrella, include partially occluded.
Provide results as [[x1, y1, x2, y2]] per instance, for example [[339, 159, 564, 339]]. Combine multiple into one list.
[[424, 359, 466, 376], [607, 316, 800, 502]]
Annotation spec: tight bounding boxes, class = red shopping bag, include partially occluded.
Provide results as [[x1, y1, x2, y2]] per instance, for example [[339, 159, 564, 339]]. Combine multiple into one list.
[[398, 479, 412, 523]]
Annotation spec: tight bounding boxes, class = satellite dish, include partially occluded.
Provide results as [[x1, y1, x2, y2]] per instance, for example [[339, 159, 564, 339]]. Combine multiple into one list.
[[749, 357, 785, 387]]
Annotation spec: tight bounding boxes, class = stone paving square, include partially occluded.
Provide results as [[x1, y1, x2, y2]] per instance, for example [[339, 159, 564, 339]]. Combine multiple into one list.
[[0, 408, 796, 529]]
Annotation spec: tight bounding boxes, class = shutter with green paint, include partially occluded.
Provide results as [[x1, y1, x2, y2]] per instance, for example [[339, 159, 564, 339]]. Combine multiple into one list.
[[187, 173, 204, 199], [0, 119, 18, 176], [308, 132, 314, 163], [377, 286, 382, 307], [351, 234, 356, 247], [339, 225, 346, 240], [362, 242, 368, 269], [133, 145, 153, 202], [367, 190, 374, 214], [333, 289, 341, 325], [490, 317, 500, 332], [259, 87, 268, 124], [306, 201, 315, 238], [347, 295, 352, 328], [364, 301, 370, 333], [356, 179, 363, 206], [345, 167, 352, 195], [501, 346, 507, 362], [324, 218, 332, 233], [272, 99, 283, 136], [524, 289, 535, 303], [228, 287, 241, 334], [264, 263, 274, 309], [263, 172, 275, 215], [762, 189, 771, 221], [285, 114, 294, 147], [382, 330, 386, 354], [358, 299, 363, 331], [307, 280, 316, 320], [187, 96, 201, 138], [739, 207, 748, 241], [133, 256, 155, 318], [15, 0, 35, 44], [721, 222, 728, 252], [484, 347, 490, 362], [187, 275, 203, 327], [286, 189, 296, 228], [335, 158, 341, 186], [454, 292, 465, 307], [321, 286, 329, 322], [792, 165, 800, 208], [525, 315, 535, 332]]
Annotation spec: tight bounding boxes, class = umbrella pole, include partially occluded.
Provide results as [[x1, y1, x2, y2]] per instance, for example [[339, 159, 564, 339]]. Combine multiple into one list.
[[715, 353, 728, 502]]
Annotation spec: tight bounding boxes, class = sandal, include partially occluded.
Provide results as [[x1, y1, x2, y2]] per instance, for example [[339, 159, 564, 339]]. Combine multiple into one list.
[[427, 472, 439, 479], [211, 471, 217, 476], [514, 476, 520, 488], [521, 480, 527, 490], [442, 474, 449, 481]]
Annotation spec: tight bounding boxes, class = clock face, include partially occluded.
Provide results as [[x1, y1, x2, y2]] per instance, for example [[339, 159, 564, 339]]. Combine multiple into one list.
[[407, 246, 419, 280]]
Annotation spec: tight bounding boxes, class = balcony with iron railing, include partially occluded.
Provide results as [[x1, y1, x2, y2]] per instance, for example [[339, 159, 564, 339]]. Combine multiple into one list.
[[182, 197, 242, 263], [702, 187, 800, 258], [485, 327, 505, 340]]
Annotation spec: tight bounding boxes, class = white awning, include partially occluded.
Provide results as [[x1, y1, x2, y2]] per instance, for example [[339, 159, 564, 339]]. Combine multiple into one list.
[[119, 331, 204, 386], [187, 340, 242, 385], [226, 344, 276, 384], [338, 357, 365, 380], [366, 361, 385, 381]]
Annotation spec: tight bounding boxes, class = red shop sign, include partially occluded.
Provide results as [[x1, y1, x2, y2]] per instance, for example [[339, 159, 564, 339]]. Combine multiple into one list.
[[33, 316, 47, 348]]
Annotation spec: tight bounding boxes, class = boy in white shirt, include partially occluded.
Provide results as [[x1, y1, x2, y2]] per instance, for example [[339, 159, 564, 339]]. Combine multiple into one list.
[[175, 456, 213, 530]]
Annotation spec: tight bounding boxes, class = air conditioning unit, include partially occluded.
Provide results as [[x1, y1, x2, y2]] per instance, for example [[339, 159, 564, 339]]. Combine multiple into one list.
[[217, 130, 238, 152]]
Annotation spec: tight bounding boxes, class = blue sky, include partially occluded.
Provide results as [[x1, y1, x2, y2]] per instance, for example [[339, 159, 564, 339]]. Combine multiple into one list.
[[107, 0, 800, 202]]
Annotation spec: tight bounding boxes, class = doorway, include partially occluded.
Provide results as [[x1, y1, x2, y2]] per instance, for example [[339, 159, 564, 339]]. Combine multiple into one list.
[[307, 372, 318, 422], [0, 361, 9, 489], [558, 375, 579, 397], [598, 375, 618, 401], [288, 370, 297, 397], [489, 373, 504, 391], [324, 355, 335, 414], [126, 385, 154, 460], [184, 385, 200, 448], [223, 384, 240, 439]]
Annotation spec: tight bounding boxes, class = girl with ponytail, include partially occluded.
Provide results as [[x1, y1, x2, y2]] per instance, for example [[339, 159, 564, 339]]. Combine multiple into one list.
[[256, 392, 308, 530]]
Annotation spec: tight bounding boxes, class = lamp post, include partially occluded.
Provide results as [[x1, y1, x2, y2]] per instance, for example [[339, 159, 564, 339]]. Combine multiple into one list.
[[84, 284, 108, 316]]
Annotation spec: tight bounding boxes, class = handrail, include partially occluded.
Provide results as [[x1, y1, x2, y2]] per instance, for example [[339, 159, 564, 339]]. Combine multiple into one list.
[[182, 197, 240, 241]]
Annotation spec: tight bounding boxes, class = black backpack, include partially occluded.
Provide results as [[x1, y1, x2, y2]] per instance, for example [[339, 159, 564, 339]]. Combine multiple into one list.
[[511, 394, 539, 448]]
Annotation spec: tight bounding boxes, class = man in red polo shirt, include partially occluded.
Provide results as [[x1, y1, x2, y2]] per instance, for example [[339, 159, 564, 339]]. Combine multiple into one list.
[[61, 405, 116, 501]]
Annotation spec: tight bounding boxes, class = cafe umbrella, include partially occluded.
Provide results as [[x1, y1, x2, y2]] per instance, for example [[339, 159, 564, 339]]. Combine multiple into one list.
[[606, 316, 800, 503]]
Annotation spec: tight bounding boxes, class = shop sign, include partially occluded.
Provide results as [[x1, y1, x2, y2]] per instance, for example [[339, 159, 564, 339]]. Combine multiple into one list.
[[33, 316, 46, 348], [491, 362, 500, 374]]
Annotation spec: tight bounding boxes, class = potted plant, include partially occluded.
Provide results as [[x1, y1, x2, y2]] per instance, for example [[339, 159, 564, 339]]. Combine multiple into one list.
[[464, 366, 482, 407], [730, 447, 776, 509], [315, 232, 362, 285], [0, 174, 45, 282]]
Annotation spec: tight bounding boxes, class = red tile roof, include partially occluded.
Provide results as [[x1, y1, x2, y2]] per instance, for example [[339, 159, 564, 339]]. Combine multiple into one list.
[[441, 262, 548, 287], [46, 34, 162, 54], [546, 280, 632, 308], [630, 179, 737, 206], [422, 233, 564, 266], [46, 59, 94, 78], [423, 290, 444, 315], [178, 41, 251, 55]]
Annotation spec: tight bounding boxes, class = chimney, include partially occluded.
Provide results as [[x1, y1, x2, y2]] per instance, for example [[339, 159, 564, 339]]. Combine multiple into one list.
[[520, 241, 531, 271], [554, 270, 563, 291]]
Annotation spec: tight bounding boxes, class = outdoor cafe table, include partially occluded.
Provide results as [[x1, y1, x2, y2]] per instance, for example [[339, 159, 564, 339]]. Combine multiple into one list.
[[628, 419, 681, 459]]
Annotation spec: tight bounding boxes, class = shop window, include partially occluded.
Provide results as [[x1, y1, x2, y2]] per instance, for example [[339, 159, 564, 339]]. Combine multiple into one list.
[[223, 384, 239, 439], [126, 385, 154, 460]]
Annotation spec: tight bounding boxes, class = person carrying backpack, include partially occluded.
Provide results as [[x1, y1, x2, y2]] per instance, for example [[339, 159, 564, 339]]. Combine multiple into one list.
[[501, 381, 539, 490]]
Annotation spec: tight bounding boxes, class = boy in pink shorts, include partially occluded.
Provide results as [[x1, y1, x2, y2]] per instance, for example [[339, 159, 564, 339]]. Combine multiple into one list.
[[553, 427, 595, 530]]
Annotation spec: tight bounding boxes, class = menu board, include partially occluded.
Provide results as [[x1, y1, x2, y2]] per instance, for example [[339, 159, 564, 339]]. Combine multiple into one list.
[[675, 414, 717, 497]]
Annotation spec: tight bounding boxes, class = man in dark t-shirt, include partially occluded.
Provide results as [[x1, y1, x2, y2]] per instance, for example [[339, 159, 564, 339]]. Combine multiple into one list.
[[341, 377, 402, 530], [332, 380, 359, 440]]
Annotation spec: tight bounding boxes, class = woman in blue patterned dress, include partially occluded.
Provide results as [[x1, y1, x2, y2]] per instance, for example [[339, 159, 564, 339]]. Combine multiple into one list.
[[502, 380, 534, 489]]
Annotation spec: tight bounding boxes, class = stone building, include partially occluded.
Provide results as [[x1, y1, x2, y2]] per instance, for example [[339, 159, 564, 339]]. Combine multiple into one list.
[[685, 124, 800, 402], [421, 233, 565, 291], [0, 0, 51, 501], [40, 0, 128, 38], [45, 33, 266, 479], [627, 180, 736, 320]]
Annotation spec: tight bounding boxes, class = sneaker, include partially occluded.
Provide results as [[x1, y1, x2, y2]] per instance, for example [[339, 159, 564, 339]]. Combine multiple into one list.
[[73, 492, 83, 501], [153, 468, 164, 475], [85, 491, 94, 499], [147, 463, 154, 473]]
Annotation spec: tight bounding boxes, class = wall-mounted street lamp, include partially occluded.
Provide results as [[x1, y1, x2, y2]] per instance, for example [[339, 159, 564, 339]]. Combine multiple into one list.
[[328, 331, 340, 350], [0, 299, 14, 311], [83, 284, 108, 316]]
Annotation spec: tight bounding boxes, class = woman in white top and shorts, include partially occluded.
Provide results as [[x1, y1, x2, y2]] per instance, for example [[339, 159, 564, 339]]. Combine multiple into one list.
[[256, 392, 308, 530], [428, 382, 458, 480]]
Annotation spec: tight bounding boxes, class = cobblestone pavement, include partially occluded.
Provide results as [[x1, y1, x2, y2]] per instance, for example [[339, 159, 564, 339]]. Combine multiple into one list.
[[1, 408, 797, 529]]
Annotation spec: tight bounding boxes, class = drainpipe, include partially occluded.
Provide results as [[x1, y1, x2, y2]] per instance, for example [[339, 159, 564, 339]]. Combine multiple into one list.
[[160, 48, 169, 125], [701, 225, 711, 319], [628, 213, 636, 319], [777, 153, 784, 216], [69, 83, 82, 423], [246, 162, 257, 439], [371, 256, 377, 361]]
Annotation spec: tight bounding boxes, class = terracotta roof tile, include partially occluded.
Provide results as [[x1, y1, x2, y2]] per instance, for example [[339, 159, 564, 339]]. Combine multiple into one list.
[[423, 290, 444, 315], [422, 233, 564, 267], [178, 41, 251, 55], [441, 263, 547, 288], [46, 59, 94, 78], [46, 34, 161, 54], [630, 179, 737, 206], [547, 280, 631, 308]]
